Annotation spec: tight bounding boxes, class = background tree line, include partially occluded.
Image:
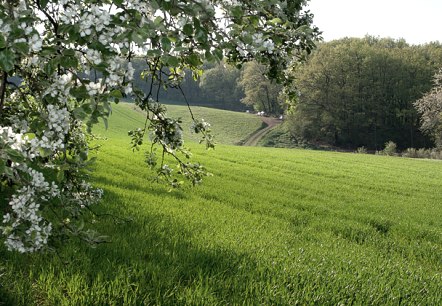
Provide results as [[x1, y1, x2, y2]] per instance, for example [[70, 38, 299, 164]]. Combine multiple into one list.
[[288, 37, 442, 150], [130, 37, 442, 150], [130, 59, 282, 113]]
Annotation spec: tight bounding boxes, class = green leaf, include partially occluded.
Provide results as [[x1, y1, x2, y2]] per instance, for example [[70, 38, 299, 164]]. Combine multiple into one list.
[[110, 89, 123, 98], [0, 159, 5, 174], [81, 103, 93, 114], [214, 49, 223, 61], [0, 34, 7, 49], [154, 16, 163, 25], [242, 34, 253, 45], [39, 0, 50, 8], [4, 166, 13, 177], [60, 56, 78, 69], [195, 29, 208, 44], [67, 25, 81, 42], [40, 46, 57, 56], [103, 100, 112, 114], [270, 17, 282, 25], [14, 42, 29, 54], [39, 148, 52, 158], [169, 36, 178, 44], [231, 6, 243, 19], [204, 50, 214, 61], [73, 107, 88, 120], [71, 86, 89, 101], [131, 32, 145, 46], [193, 18, 201, 30], [146, 49, 162, 57], [24, 133, 36, 140], [63, 49, 76, 57], [0, 49, 15, 72], [250, 16, 259, 27], [5, 148, 24, 162], [186, 54, 202, 67], [44, 58, 58, 76], [162, 55, 179, 68], [272, 35, 283, 45], [183, 24, 193, 36], [161, 37, 172, 51], [56, 170, 65, 183]]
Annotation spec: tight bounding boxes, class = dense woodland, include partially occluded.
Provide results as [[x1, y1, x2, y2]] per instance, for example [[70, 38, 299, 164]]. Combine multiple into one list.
[[289, 37, 442, 150]]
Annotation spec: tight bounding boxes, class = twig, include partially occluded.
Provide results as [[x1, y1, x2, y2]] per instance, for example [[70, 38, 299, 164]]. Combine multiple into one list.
[[0, 71, 7, 117], [178, 84, 196, 122]]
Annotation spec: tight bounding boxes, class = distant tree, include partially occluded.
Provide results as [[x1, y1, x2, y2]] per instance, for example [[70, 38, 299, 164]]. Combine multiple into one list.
[[239, 62, 283, 114], [130, 59, 203, 104], [199, 63, 244, 109], [414, 69, 442, 147]]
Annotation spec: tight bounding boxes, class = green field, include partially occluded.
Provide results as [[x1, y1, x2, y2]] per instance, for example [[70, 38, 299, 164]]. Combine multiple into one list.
[[1, 104, 442, 305], [106, 103, 263, 145]]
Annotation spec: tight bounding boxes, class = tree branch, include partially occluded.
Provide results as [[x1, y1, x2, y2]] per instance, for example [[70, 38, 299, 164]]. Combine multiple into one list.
[[0, 71, 7, 117]]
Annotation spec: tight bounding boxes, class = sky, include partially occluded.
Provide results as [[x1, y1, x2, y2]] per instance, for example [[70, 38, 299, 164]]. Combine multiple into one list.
[[306, 0, 442, 45]]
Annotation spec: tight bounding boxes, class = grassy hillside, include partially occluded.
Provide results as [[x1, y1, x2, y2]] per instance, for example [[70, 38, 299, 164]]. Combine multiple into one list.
[[97, 102, 263, 145], [1, 105, 442, 305]]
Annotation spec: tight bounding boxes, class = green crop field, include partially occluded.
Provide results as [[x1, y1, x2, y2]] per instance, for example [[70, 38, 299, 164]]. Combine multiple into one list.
[[106, 102, 263, 145], [1, 104, 442, 305]]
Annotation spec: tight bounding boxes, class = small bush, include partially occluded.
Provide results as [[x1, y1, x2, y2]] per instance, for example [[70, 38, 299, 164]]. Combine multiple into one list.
[[417, 148, 430, 159], [401, 147, 442, 160], [356, 146, 367, 154], [383, 141, 397, 156], [429, 148, 442, 159], [402, 148, 418, 158]]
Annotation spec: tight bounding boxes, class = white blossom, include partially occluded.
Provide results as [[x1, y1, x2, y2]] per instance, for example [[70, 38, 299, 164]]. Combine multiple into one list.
[[86, 82, 102, 96], [1, 166, 59, 253], [0, 126, 27, 152], [26, 104, 71, 156], [0, 19, 11, 38], [263, 39, 275, 54], [85, 49, 102, 65], [29, 34, 43, 52]]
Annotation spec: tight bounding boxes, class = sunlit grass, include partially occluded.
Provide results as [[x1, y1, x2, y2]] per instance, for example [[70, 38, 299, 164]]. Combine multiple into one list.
[[1, 105, 441, 305], [97, 102, 263, 145]]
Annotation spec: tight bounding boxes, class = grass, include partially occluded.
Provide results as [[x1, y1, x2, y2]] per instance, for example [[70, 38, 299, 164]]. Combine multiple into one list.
[[107, 102, 262, 145], [258, 124, 297, 148], [1, 104, 442, 305]]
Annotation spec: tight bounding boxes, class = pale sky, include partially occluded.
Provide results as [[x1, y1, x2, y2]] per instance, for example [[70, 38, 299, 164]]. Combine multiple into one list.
[[306, 0, 442, 45]]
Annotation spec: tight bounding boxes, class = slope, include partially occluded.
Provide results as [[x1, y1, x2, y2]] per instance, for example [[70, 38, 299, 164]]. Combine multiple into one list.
[[97, 102, 263, 145], [1, 104, 442, 305]]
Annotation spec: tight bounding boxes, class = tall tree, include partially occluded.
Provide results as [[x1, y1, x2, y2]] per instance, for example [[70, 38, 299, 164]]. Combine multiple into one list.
[[239, 62, 283, 114]]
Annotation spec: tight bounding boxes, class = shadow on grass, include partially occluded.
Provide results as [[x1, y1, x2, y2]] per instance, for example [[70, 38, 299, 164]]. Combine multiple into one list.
[[92, 174, 191, 201], [0, 188, 269, 305], [0, 283, 15, 306]]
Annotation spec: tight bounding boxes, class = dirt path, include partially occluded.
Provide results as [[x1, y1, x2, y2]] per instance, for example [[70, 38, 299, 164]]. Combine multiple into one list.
[[242, 116, 281, 146]]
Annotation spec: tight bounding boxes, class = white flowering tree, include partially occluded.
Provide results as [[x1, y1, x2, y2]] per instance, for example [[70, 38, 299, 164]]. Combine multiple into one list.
[[414, 68, 442, 147], [0, 0, 319, 253]]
